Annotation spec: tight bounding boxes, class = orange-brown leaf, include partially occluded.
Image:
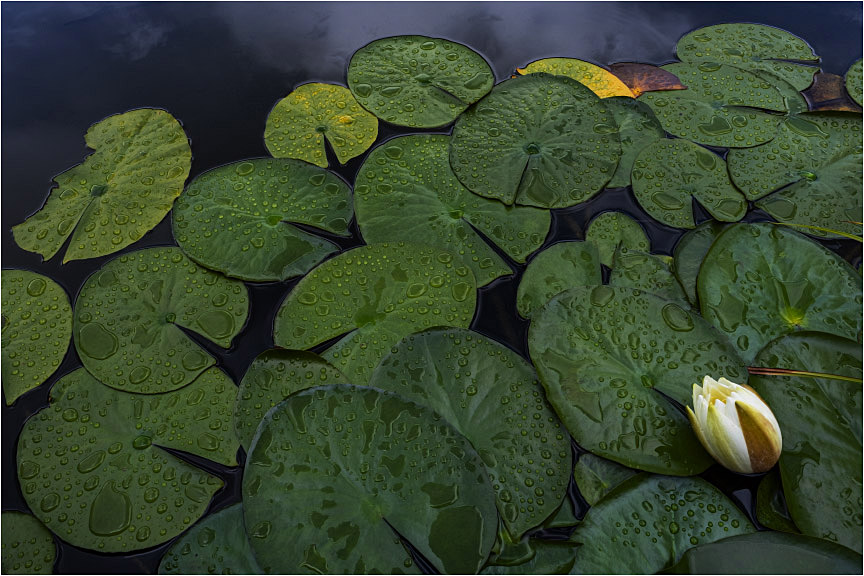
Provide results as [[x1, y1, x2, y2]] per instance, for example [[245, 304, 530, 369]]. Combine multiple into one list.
[[802, 72, 864, 112], [609, 62, 687, 97]]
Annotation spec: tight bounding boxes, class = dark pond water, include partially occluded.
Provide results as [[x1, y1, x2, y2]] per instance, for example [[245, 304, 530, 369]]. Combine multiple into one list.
[[2, 2, 862, 573]]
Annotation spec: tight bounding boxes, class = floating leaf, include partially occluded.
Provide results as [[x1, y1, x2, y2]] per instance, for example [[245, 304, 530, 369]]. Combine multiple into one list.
[[671, 221, 726, 307], [572, 453, 637, 506], [609, 247, 689, 306], [74, 247, 249, 393], [450, 73, 621, 208], [608, 62, 688, 97], [355, 134, 549, 286], [603, 97, 666, 188], [173, 158, 352, 282], [17, 367, 237, 552], [529, 286, 745, 475], [347, 35, 494, 128], [632, 139, 747, 229], [756, 469, 800, 534], [1, 511, 56, 575], [482, 540, 577, 575], [802, 72, 863, 112], [585, 211, 650, 267], [760, 70, 810, 115], [2, 270, 71, 404], [845, 58, 863, 106], [373, 328, 572, 538], [264, 83, 378, 167], [13, 109, 191, 263], [274, 243, 476, 385], [516, 241, 601, 318], [698, 224, 862, 364], [517, 58, 634, 98], [243, 385, 498, 574]]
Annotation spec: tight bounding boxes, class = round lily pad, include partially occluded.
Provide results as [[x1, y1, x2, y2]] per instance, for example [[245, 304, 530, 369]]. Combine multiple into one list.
[[845, 58, 863, 106], [173, 158, 352, 282], [609, 247, 689, 306], [372, 328, 573, 539], [516, 241, 602, 318], [355, 134, 550, 286], [2, 270, 71, 405], [632, 139, 747, 229], [573, 453, 637, 506], [517, 58, 634, 98], [603, 96, 666, 189], [17, 367, 237, 552], [274, 243, 477, 385], [529, 285, 747, 475], [698, 223, 862, 364], [242, 384, 498, 574], [74, 247, 249, 394], [450, 73, 621, 208], [347, 35, 494, 128], [585, 211, 651, 267], [264, 83, 378, 167], [13, 108, 191, 263], [1, 511, 56, 575], [672, 221, 726, 307]]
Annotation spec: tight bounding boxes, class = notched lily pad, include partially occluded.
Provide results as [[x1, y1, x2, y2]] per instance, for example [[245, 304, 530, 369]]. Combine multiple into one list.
[[13, 109, 191, 263], [517, 58, 634, 98], [573, 452, 637, 506], [609, 246, 689, 306], [585, 211, 650, 267], [845, 58, 863, 106], [603, 97, 666, 188], [516, 241, 602, 318], [756, 469, 800, 534], [672, 221, 727, 307], [608, 62, 688, 97], [1, 511, 56, 575]]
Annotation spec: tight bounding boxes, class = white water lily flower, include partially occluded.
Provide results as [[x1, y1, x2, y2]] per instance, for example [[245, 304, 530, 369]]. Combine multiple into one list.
[[686, 375, 782, 474]]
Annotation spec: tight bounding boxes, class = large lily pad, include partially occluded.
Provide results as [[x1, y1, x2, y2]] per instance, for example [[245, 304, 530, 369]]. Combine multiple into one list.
[[450, 73, 621, 208], [173, 158, 352, 282], [2, 270, 71, 405], [846, 58, 863, 106], [372, 328, 572, 538], [609, 247, 689, 306], [672, 221, 726, 307], [584, 211, 650, 267], [751, 332, 862, 553], [347, 35, 494, 128], [17, 367, 237, 552], [1, 511, 56, 575], [517, 58, 634, 98], [516, 241, 602, 318], [243, 384, 498, 574], [529, 285, 746, 475], [573, 453, 637, 506], [632, 139, 747, 229], [603, 97, 666, 189], [354, 134, 550, 286], [74, 247, 249, 393], [571, 474, 754, 574], [13, 109, 191, 263], [264, 83, 378, 167], [698, 223, 862, 364], [274, 243, 476, 385]]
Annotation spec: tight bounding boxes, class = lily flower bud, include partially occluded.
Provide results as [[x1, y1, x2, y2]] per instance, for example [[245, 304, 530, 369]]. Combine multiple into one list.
[[686, 376, 782, 474]]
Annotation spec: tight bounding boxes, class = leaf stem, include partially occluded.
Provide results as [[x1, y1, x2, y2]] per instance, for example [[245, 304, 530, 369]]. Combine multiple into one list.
[[747, 366, 863, 383]]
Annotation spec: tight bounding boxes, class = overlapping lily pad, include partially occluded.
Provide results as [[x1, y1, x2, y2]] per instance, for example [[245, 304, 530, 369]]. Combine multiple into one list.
[[1, 512, 56, 575], [173, 158, 352, 281], [585, 211, 650, 267], [517, 58, 634, 98], [17, 367, 237, 552], [2, 270, 71, 404], [603, 97, 666, 188], [450, 73, 621, 208], [572, 453, 637, 506], [846, 58, 863, 106], [516, 241, 601, 318], [347, 35, 494, 128], [74, 247, 249, 393], [354, 134, 550, 286], [243, 385, 498, 574], [482, 540, 577, 575], [609, 247, 689, 306], [13, 109, 191, 263], [607, 62, 689, 97], [672, 221, 726, 307], [756, 469, 799, 534]]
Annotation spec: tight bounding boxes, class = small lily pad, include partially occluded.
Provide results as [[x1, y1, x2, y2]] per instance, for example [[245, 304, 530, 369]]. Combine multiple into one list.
[[603, 97, 666, 188], [74, 247, 249, 393], [756, 469, 800, 534], [672, 221, 726, 307], [585, 211, 651, 267], [608, 62, 688, 97], [609, 246, 689, 306], [13, 109, 191, 263], [173, 158, 352, 282], [516, 241, 602, 318], [845, 58, 863, 106], [517, 58, 634, 98], [573, 453, 637, 506], [1, 511, 56, 575], [2, 270, 71, 405]]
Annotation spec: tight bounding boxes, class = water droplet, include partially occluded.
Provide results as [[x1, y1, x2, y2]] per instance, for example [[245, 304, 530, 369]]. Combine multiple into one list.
[[129, 366, 151, 385], [353, 84, 372, 98], [77, 451, 106, 474], [196, 311, 234, 340], [651, 192, 685, 210], [40, 493, 60, 512], [698, 116, 733, 136], [26, 278, 46, 297], [89, 482, 132, 536], [77, 323, 118, 360], [661, 303, 694, 332]]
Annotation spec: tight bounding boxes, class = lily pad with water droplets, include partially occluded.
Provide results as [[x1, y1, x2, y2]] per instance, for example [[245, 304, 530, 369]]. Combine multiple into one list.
[[573, 453, 637, 506], [372, 328, 572, 539], [17, 367, 237, 553], [2, 270, 71, 405], [173, 158, 352, 282], [481, 540, 577, 575], [1, 511, 56, 575], [571, 474, 754, 574], [347, 35, 494, 128], [355, 134, 550, 286], [672, 221, 726, 307], [585, 211, 651, 268], [845, 58, 863, 106], [517, 58, 634, 98], [516, 241, 602, 318], [243, 384, 498, 574], [756, 469, 800, 534], [12, 109, 191, 263], [698, 224, 862, 364], [603, 97, 666, 189], [74, 247, 249, 394], [609, 247, 689, 306], [450, 74, 621, 209], [529, 285, 746, 475]]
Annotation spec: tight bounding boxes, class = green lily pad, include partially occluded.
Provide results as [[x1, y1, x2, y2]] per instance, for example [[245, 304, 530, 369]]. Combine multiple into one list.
[[347, 35, 494, 128], [234, 349, 348, 451], [243, 384, 498, 574], [264, 83, 378, 167], [751, 332, 862, 553], [573, 452, 638, 507], [274, 243, 476, 385], [12, 109, 191, 263], [571, 474, 754, 574], [159, 504, 262, 575], [529, 285, 746, 475], [173, 158, 352, 282], [17, 367, 237, 552], [481, 540, 577, 575], [698, 223, 862, 364], [759, 70, 810, 115], [372, 328, 572, 538], [355, 134, 550, 286], [1, 270, 71, 405], [845, 58, 863, 106], [756, 469, 799, 534], [672, 221, 726, 307], [450, 73, 621, 208], [585, 211, 651, 268], [641, 63, 786, 148], [632, 139, 747, 229], [609, 246, 689, 306], [516, 241, 602, 318], [603, 97, 666, 188], [1, 511, 56, 575], [676, 23, 819, 90], [74, 247, 249, 393]]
